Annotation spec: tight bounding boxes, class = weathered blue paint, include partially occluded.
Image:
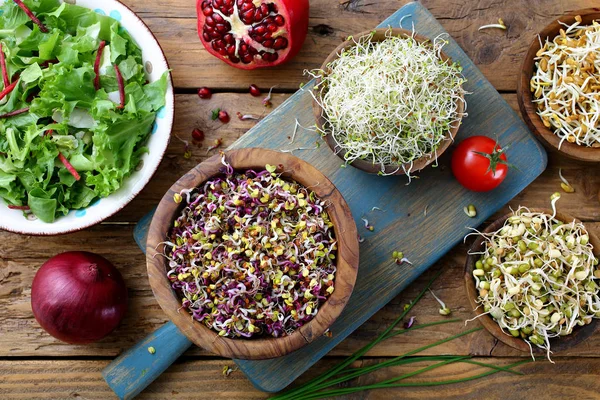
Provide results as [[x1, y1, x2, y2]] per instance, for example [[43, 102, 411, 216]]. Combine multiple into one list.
[[110, 2, 547, 397], [133, 208, 155, 251], [102, 322, 192, 400]]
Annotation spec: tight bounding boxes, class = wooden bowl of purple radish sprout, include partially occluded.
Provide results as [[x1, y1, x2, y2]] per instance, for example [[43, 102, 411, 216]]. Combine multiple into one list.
[[464, 200, 600, 359], [146, 148, 359, 359], [311, 28, 466, 177], [518, 9, 600, 162]]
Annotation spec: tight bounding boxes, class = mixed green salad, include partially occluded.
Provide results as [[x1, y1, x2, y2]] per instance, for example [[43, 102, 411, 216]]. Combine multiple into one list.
[[0, 0, 168, 222]]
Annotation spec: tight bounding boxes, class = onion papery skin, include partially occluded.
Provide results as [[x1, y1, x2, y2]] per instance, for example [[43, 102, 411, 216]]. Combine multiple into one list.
[[31, 251, 128, 344]]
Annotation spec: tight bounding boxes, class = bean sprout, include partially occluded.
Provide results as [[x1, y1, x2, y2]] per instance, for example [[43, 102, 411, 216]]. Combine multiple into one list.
[[468, 203, 599, 361], [478, 18, 507, 31], [309, 29, 466, 176], [558, 168, 575, 193], [531, 16, 600, 148]]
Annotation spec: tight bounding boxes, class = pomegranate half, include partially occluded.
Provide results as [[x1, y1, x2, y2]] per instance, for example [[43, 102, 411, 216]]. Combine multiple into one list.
[[196, 0, 309, 69]]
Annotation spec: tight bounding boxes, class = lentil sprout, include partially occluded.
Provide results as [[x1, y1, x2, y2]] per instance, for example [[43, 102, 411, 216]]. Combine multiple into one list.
[[468, 203, 599, 361], [531, 16, 600, 148], [164, 154, 337, 339]]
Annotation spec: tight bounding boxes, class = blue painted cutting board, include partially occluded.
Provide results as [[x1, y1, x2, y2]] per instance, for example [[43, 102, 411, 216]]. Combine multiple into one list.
[[107, 2, 547, 397]]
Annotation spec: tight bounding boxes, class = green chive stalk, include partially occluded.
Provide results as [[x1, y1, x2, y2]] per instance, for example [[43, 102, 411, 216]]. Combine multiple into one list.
[[271, 270, 530, 400]]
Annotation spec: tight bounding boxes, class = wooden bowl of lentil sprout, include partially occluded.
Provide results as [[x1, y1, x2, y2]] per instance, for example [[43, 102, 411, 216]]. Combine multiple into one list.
[[311, 28, 466, 177], [146, 148, 359, 360], [464, 203, 600, 359], [518, 9, 600, 162]]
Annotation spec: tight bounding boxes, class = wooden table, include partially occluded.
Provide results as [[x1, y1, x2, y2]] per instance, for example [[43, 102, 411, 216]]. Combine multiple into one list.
[[1, 0, 600, 398]]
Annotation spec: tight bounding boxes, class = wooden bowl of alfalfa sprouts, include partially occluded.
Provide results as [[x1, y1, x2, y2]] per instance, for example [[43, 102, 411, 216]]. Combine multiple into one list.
[[311, 28, 466, 177]]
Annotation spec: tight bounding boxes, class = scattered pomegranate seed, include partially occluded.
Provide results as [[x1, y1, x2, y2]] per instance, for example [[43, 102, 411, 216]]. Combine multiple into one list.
[[218, 110, 230, 123], [249, 84, 262, 97], [198, 87, 212, 99], [192, 128, 205, 142]]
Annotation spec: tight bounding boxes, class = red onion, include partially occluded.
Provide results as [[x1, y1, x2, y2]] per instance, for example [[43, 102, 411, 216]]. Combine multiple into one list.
[[31, 252, 128, 344]]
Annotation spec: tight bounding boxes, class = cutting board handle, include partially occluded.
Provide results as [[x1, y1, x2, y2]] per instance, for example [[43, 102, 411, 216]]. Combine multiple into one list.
[[102, 322, 193, 400]]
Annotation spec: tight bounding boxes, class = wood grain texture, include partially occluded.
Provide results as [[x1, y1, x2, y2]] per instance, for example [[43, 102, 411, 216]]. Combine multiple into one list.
[[314, 28, 464, 176], [464, 209, 600, 354], [517, 8, 600, 162], [146, 149, 359, 359], [102, 322, 192, 400], [106, 0, 598, 92], [3, 357, 600, 399]]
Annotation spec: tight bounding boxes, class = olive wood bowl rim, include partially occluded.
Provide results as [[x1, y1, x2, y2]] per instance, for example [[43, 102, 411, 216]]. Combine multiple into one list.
[[463, 208, 600, 354], [312, 28, 465, 176], [517, 8, 600, 163], [146, 148, 359, 360]]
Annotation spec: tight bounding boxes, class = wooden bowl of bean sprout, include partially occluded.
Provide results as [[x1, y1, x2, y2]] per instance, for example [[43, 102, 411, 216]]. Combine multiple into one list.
[[464, 208, 600, 357], [518, 9, 600, 162], [146, 148, 359, 359], [311, 28, 466, 176]]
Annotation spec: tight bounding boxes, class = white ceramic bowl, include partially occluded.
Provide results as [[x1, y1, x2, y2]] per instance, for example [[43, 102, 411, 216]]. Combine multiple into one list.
[[0, 0, 174, 235]]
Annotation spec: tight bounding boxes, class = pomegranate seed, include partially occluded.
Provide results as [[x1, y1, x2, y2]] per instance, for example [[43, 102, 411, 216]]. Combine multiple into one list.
[[273, 37, 288, 50], [242, 10, 254, 21], [224, 34, 235, 44], [263, 39, 274, 48], [218, 110, 230, 123], [249, 84, 261, 97], [192, 128, 205, 142], [241, 54, 254, 64], [274, 15, 285, 26], [203, 7, 213, 16], [198, 87, 212, 99], [267, 24, 278, 32]]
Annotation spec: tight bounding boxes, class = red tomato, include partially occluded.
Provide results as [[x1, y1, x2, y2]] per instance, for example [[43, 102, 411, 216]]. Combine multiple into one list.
[[451, 136, 509, 192]]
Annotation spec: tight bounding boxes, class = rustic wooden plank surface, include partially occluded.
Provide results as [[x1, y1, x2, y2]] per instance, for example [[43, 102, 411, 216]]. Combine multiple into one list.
[[0, 0, 600, 398], [112, 0, 595, 91], [1, 357, 600, 399]]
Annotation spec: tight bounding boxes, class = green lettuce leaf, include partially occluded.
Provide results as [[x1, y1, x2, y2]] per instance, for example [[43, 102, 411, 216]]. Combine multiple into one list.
[[0, 1, 168, 222]]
